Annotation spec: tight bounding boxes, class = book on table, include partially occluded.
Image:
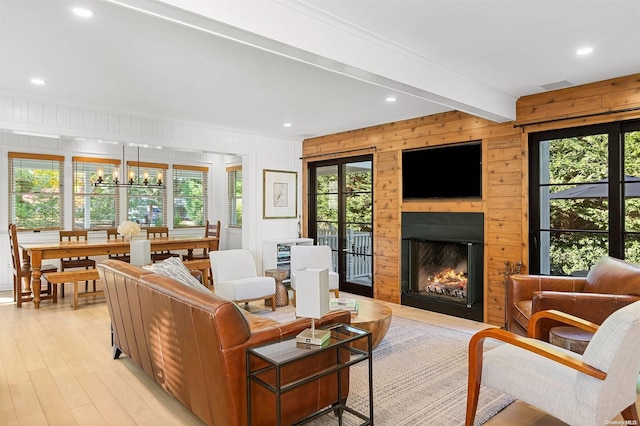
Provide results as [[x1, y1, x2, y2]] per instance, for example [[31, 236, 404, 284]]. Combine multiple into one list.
[[329, 297, 359, 313]]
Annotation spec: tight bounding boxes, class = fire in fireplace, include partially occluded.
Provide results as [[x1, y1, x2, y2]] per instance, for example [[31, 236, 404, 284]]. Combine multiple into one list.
[[401, 212, 483, 321]]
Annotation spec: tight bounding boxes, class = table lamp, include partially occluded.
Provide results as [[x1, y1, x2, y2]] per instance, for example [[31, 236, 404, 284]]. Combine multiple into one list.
[[295, 267, 330, 345]]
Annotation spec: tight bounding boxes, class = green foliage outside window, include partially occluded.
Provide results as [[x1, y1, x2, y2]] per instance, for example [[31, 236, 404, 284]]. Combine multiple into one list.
[[12, 168, 62, 230], [546, 131, 640, 274], [173, 170, 205, 227]]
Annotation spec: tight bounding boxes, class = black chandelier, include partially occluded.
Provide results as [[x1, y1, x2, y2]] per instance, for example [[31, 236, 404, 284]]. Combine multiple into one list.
[[94, 145, 165, 188]]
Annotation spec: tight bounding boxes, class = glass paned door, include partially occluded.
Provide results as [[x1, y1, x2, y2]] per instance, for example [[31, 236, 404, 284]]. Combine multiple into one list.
[[309, 155, 373, 297], [624, 129, 640, 264]]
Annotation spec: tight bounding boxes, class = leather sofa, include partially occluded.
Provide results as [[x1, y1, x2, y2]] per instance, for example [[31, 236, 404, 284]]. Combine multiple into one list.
[[97, 259, 351, 426], [507, 256, 640, 339]]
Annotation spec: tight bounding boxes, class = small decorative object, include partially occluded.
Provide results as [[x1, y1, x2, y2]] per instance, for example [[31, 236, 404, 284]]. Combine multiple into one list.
[[130, 239, 151, 266], [295, 267, 331, 345], [117, 220, 141, 241], [263, 169, 297, 219]]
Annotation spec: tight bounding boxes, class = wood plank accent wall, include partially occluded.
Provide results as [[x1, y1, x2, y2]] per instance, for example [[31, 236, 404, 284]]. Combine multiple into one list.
[[302, 73, 640, 327]]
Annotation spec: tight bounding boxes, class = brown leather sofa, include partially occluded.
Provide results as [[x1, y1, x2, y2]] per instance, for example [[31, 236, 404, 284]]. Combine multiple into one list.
[[97, 259, 351, 426], [507, 256, 640, 339]]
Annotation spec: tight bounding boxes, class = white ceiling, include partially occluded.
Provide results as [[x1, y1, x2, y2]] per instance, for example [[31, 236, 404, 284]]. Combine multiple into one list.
[[1, 0, 639, 141]]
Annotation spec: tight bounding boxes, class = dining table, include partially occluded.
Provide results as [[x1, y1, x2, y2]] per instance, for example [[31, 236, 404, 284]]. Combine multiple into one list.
[[20, 235, 219, 308]]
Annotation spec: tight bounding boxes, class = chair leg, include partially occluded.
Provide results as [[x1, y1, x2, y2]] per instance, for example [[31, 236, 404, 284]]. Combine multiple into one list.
[[621, 403, 639, 423], [292, 290, 296, 307], [331, 289, 339, 299], [270, 295, 276, 311]]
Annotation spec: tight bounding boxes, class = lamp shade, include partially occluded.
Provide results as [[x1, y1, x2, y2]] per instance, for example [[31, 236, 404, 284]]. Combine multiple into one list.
[[295, 267, 329, 319], [130, 239, 151, 266]]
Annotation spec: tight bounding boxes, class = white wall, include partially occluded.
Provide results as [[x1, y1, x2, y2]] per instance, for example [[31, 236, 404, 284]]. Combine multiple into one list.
[[0, 96, 303, 290]]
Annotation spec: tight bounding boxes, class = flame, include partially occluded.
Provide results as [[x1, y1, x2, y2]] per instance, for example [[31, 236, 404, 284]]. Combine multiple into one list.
[[433, 268, 467, 288]]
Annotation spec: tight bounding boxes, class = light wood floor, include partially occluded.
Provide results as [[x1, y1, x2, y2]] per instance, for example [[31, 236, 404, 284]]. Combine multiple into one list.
[[1, 287, 636, 425]]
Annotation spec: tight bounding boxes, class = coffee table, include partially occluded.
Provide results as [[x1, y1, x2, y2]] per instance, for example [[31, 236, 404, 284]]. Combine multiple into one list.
[[349, 299, 392, 350]]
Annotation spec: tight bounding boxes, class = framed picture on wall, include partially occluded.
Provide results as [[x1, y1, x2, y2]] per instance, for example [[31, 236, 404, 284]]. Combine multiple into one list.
[[263, 169, 297, 219]]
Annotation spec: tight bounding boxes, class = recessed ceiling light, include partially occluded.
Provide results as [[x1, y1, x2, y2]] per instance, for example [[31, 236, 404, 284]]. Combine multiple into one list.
[[283, 123, 292, 127], [576, 47, 593, 56], [385, 97, 397, 103], [72, 7, 93, 18], [30, 78, 46, 85]]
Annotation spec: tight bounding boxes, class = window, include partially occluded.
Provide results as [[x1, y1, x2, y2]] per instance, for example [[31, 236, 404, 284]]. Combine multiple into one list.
[[227, 165, 242, 227], [9, 152, 64, 230], [173, 165, 208, 228], [126, 161, 168, 226], [73, 157, 120, 230], [529, 120, 640, 275]]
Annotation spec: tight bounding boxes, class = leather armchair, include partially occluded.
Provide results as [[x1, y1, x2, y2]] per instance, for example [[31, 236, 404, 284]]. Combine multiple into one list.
[[507, 256, 640, 339]]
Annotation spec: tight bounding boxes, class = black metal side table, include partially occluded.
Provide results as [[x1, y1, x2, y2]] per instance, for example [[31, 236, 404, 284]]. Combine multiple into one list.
[[246, 323, 373, 425]]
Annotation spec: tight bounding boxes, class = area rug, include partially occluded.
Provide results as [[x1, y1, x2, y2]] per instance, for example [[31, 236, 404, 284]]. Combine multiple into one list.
[[247, 304, 514, 426]]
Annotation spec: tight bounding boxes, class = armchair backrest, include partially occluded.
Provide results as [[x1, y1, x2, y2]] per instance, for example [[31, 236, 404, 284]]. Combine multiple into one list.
[[579, 300, 640, 407], [584, 256, 640, 296], [209, 249, 258, 282], [291, 245, 334, 273]]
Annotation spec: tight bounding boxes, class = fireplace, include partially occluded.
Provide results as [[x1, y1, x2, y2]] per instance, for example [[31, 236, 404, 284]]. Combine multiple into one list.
[[401, 212, 483, 321]]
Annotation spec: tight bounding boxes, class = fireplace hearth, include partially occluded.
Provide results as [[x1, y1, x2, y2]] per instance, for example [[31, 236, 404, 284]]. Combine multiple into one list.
[[401, 212, 483, 321]]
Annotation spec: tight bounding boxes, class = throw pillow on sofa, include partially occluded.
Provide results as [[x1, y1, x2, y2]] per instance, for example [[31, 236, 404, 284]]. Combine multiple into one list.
[[144, 257, 210, 293]]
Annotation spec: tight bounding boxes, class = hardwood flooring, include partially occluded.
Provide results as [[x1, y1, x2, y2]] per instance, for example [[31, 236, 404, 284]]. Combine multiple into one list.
[[0, 288, 635, 425]]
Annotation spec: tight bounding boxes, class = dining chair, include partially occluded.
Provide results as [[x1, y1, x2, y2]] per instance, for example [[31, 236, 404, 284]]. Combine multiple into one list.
[[146, 226, 179, 262], [182, 220, 220, 285], [106, 228, 131, 263], [59, 230, 97, 296], [465, 302, 640, 426], [9, 223, 58, 307]]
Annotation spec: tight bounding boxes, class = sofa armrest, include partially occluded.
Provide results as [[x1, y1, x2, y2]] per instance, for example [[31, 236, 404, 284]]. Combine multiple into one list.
[[532, 291, 640, 325], [508, 275, 587, 303]]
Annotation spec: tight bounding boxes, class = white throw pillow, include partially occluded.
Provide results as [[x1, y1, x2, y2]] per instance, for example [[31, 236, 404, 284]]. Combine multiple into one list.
[[144, 257, 210, 293]]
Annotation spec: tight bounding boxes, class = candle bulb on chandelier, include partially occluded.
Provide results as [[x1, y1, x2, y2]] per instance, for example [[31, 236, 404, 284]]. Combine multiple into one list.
[[128, 168, 135, 185], [143, 171, 149, 185], [96, 168, 104, 184], [156, 171, 163, 185]]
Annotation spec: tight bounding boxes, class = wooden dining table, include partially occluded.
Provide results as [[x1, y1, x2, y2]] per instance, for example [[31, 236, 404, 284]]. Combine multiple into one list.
[[20, 235, 219, 308]]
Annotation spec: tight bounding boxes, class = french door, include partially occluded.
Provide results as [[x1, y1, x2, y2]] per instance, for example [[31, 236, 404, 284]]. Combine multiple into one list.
[[308, 155, 373, 297]]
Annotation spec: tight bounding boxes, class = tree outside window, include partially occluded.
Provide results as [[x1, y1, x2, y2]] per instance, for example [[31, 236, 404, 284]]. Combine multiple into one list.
[[9, 152, 64, 230], [227, 166, 242, 227], [72, 157, 119, 230], [173, 165, 208, 228]]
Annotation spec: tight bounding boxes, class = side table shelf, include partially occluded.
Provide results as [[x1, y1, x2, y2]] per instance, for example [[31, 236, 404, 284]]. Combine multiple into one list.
[[246, 323, 373, 425]]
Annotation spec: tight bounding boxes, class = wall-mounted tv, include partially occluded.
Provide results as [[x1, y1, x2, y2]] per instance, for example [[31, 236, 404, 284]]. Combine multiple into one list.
[[402, 142, 482, 200]]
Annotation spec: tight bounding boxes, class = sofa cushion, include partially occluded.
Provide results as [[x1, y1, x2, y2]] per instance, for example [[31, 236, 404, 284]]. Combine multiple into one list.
[[584, 256, 640, 296], [215, 276, 275, 301], [144, 257, 210, 293]]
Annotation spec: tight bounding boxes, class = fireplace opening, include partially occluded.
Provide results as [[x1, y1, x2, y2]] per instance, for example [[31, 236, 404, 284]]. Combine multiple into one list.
[[401, 212, 483, 321]]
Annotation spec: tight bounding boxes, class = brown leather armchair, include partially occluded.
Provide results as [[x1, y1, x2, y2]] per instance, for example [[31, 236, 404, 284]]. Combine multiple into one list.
[[506, 256, 640, 339]]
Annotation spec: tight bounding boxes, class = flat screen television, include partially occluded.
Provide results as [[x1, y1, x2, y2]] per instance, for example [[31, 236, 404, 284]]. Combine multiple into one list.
[[402, 142, 482, 200]]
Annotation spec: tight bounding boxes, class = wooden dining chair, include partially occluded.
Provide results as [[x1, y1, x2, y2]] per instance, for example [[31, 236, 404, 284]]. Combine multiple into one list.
[[106, 228, 131, 263], [146, 226, 179, 262], [182, 220, 220, 284], [9, 223, 58, 307], [59, 230, 96, 296]]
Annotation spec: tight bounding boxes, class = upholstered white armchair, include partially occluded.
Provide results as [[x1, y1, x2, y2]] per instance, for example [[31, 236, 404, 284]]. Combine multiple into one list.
[[465, 301, 640, 426], [209, 249, 276, 310], [290, 245, 339, 307]]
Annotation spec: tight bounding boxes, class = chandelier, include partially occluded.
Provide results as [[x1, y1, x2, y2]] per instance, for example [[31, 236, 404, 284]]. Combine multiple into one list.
[[94, 145, 165, 188]]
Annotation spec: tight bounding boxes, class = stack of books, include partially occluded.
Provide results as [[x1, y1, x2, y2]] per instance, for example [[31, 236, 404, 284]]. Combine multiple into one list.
[[329, 297, 359, 314]]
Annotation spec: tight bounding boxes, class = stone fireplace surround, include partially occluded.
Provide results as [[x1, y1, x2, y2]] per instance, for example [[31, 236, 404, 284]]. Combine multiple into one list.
[[401, 212, 484, 321]]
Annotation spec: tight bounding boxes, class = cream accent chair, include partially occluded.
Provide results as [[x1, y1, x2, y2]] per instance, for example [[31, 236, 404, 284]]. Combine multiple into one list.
[[209, 249, 276, 310], [290, 245, 339, 307], [465, 301, 640, 426]]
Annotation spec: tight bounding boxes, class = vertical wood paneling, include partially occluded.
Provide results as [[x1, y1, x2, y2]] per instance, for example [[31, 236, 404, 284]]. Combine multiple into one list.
[[302, 73, 640, 327]]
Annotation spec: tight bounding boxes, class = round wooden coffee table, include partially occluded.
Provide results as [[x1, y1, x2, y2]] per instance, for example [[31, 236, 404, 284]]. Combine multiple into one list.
[[264, 268, 289, 307], [349, 299, 392, 350]]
